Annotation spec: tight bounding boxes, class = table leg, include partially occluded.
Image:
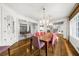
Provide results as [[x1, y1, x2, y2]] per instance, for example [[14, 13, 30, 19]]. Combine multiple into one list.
[[8, 48, 10, 56], [45, 42, 47, 56], [30, 38, 32, 54]]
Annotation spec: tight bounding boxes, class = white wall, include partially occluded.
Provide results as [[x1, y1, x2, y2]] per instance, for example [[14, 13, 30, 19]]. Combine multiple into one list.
[[0, 4, 38, 46], [63, 18, 69, 39], [30, 23, 38, 34], [53, 17, 69, 39]]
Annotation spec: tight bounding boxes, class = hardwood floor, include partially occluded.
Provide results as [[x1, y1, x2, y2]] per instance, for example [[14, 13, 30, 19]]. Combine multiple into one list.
[[0, 36, 79, 56]]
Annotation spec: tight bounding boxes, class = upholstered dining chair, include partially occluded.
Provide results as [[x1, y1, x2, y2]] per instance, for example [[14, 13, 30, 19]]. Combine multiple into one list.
[[35, 32, 39, 37], [32, 36, 45, 55], [49, 33, 58, 52], [52, 33, 57, 47], [40, 32, 44, 36]]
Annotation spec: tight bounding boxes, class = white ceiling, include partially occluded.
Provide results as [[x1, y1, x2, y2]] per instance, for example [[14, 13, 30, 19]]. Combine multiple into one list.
[[4, 3, 76, 21]]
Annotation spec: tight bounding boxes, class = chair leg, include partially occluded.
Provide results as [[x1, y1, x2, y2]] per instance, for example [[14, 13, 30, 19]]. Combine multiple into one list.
[[30, 38, 32, 54], [52, 41, 57, 53], [54, 41, 57, 47], [39, 49, 41, 56], [52, 46, 54, 53]]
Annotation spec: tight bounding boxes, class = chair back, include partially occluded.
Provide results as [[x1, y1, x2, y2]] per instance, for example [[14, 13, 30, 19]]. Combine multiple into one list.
[[52, 33, 57, 45], [35, 32, 39, 37], [40, 32, 44, 36], [51, 34, 53, 41], [32, 36, 40, 48]]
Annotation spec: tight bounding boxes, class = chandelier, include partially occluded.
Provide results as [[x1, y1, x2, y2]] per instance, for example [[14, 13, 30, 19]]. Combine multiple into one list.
[[39, 7, 53, 32], [40, 7, 50, 25]]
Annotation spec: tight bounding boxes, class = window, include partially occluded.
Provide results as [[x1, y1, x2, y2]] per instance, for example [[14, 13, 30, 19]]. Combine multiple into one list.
[[76, 14, 79, 37]]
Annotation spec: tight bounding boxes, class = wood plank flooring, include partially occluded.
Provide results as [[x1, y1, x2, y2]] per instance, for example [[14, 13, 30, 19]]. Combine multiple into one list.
[[0, 36, 79, 56]]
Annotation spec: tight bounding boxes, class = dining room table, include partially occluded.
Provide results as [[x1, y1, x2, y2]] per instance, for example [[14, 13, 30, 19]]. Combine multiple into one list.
[[38, 32, 52, 56]]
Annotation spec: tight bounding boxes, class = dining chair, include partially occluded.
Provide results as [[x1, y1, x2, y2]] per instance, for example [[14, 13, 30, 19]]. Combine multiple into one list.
[[52, 33, 57, 47], [40, 32, 44, 36], [49, 33, 58, 52], [32, 36, 45, 55], [35, 32, 39, 37], [44, 32, 46, 35]]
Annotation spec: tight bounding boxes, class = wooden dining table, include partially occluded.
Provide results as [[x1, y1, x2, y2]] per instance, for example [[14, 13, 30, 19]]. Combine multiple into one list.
[[38, 32, 52, 56], [30, 32, 52, 56]]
